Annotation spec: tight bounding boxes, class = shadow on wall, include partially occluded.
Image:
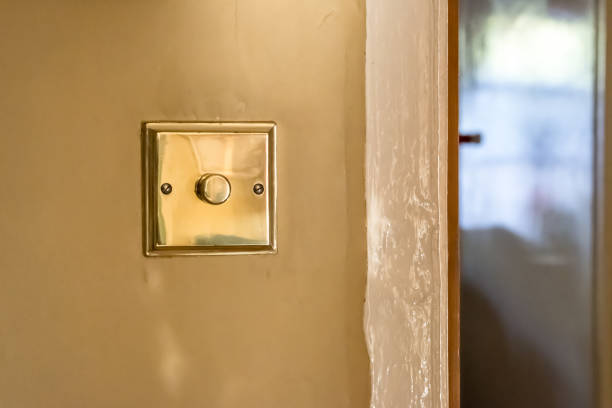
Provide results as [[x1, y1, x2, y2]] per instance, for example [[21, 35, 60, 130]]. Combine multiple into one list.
[[460, 225, 590, 408]]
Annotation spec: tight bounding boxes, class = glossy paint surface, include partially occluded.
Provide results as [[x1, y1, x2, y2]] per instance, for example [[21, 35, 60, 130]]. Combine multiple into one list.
[[0, 1, 368, 407], [459, 0, 597, 406], [365, 0, 449, 407]]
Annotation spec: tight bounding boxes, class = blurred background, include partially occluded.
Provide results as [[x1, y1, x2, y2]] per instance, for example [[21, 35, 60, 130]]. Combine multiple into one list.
[[459, 0, 601, 406]]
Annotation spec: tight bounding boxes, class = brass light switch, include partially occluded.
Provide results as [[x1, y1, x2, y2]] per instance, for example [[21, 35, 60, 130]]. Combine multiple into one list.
[[142, 122, 277, 256]]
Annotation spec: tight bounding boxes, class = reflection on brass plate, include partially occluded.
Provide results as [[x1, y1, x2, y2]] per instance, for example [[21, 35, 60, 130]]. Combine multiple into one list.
[[142, 122, 277, 256]]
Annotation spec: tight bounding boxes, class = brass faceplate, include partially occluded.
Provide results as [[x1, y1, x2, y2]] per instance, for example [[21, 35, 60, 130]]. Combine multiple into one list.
[[143, 122, 277, 256]]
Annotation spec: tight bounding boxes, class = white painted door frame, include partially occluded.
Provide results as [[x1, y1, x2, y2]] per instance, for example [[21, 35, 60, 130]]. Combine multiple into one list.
[[364, 1, 458, 407]]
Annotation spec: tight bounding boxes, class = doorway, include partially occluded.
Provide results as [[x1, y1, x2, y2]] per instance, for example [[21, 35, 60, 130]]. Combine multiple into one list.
[[458, 0, 600, 406]]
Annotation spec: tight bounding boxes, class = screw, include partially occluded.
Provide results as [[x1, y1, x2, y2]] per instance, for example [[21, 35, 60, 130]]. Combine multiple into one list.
[[161, 183, 173, 195], [253, 183, 265, 195]]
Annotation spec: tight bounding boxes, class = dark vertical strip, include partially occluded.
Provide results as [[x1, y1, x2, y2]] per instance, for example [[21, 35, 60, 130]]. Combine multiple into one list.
[[448, 0, 461, 406]]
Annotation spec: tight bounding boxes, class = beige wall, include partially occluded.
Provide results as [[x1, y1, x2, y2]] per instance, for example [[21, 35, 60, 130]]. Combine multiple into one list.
[[0, 1, 369, 407], [365, 0, 449, 407]]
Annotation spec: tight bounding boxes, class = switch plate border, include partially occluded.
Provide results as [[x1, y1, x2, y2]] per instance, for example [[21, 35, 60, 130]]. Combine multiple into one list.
[[142, 121, 277, 256]]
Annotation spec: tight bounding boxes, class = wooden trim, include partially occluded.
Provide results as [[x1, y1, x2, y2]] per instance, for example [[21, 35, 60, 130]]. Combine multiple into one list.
[[596, 0, 610, 406], [448, 0, 461, 406]]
